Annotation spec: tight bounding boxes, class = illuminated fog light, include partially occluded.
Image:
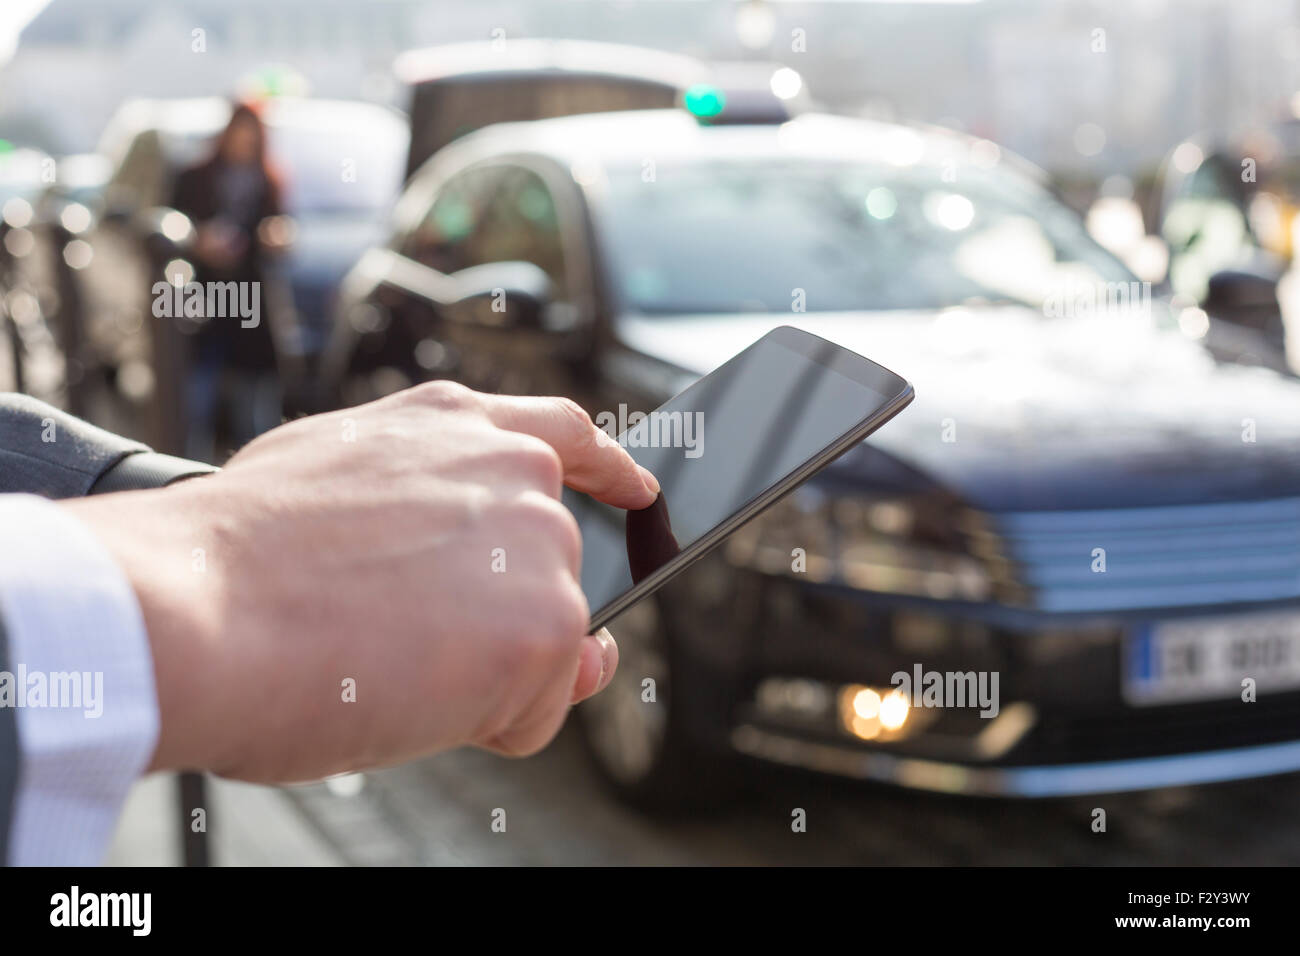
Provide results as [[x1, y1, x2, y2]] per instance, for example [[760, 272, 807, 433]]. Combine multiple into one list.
[[840, 684, 912, 740], [848, 714, 881, 740], [839, 684, 882, 740], [879, 689, 910, 731], [851, 687, 881, 719]]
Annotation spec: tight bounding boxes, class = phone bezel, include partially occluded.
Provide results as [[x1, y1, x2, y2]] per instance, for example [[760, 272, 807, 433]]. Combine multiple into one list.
[[588, 325, 914, 631]]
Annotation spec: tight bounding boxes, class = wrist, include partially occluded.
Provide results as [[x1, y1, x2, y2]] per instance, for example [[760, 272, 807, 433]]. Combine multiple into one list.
[[61, 483, 237, 774]]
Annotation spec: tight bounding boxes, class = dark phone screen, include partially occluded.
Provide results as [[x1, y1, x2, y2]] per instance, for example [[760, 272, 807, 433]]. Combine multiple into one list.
[[571, 329, 901, 621]]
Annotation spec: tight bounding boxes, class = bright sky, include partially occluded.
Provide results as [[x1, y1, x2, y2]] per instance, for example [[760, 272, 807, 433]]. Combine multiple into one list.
[[0, 0, 983, 62], [0, 0, 49, 62]]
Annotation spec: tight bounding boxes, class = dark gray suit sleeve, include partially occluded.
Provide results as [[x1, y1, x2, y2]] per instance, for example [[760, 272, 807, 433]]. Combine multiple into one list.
[[0, 393, 216, 862], [0, 393, 216, 497], [0, 617, 16, 866], [0, 393, 148, 498], [0, 393, 126, 862]]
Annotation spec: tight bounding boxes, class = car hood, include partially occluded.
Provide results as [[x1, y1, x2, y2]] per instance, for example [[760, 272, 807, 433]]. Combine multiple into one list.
[[614, 309, 1300, 510]]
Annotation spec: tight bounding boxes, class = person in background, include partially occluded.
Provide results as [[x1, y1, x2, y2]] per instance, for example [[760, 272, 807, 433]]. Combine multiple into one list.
[[171, 101, 292, 462]]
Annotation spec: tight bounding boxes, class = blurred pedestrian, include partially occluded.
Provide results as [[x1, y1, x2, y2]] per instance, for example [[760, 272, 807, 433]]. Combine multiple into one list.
[[171, 101, 291, 461]]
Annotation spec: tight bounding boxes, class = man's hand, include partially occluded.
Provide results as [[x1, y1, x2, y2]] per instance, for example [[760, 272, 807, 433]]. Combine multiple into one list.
[[63, 382, 659, 782]]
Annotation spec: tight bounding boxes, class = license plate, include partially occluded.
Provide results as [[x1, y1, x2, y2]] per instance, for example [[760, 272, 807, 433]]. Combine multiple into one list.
[[1123, 609, 1300, 706]]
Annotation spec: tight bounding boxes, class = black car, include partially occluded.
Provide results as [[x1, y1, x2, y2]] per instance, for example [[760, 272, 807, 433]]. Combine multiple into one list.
[[324, 105, 1300, 808]]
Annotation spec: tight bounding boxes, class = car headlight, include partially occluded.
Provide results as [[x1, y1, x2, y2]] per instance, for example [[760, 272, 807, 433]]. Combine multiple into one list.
[[724, 486, 997, 602]]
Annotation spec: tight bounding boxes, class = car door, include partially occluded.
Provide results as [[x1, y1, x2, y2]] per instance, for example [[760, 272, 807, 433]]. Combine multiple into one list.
[[343, 157, 597, 403], [333, 161, 502, 402], [438, 159, 593, 398]]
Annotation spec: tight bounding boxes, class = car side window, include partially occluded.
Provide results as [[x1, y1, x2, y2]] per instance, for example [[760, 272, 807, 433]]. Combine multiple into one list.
[[463, 165, 569, 298], [400, 165, 501, 275], [402, 162, 570, 298]]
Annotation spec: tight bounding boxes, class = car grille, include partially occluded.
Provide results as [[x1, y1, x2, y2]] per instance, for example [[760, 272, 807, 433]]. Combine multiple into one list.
[[1009, 692, 1300, 765], [988, 497, 1300, 613]]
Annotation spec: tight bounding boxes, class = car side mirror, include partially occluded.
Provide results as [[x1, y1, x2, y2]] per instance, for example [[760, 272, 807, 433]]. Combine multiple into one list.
[[1205, 268, 1278, 311], [444, 260, 554, 331], [1203, 267, 1285, 352]]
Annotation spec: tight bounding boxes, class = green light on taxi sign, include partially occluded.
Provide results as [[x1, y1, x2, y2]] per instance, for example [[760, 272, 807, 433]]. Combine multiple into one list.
[[240, 65, 309, 100], [683, 84, 726, 120]]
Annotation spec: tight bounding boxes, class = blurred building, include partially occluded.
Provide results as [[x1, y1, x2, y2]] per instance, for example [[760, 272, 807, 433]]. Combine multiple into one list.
[[4, 0, 1300, 180], [0, 0, 422, 153]]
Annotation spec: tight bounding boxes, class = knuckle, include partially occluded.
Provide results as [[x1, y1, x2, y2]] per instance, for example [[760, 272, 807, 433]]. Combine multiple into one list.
[[553, 397, 595, 442], [527, 495, 582, 554], [517, 626, 565, 668], [407, 379, 478, 413], [511, 581, 586, 654], [506, 436, 564, 491], [545, 581, 590, 644]]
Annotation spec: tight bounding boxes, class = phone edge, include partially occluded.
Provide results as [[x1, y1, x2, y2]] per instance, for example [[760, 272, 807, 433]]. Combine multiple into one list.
[[588, 379, 916, 632]]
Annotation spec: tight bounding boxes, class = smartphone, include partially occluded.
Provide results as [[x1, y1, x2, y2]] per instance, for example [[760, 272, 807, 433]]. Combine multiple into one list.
[[572, 325, 914, 631]]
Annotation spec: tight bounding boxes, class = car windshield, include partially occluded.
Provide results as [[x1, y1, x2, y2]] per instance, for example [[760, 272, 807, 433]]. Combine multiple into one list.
[[597, 158, 1136, 314]]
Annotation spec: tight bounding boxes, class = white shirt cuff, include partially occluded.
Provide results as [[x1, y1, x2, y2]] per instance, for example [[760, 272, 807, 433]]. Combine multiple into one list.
[[0, 494, 159, 865]]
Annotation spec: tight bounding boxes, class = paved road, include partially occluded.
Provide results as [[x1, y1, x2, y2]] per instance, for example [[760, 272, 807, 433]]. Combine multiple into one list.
[[273, 723, 1300, 866]]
